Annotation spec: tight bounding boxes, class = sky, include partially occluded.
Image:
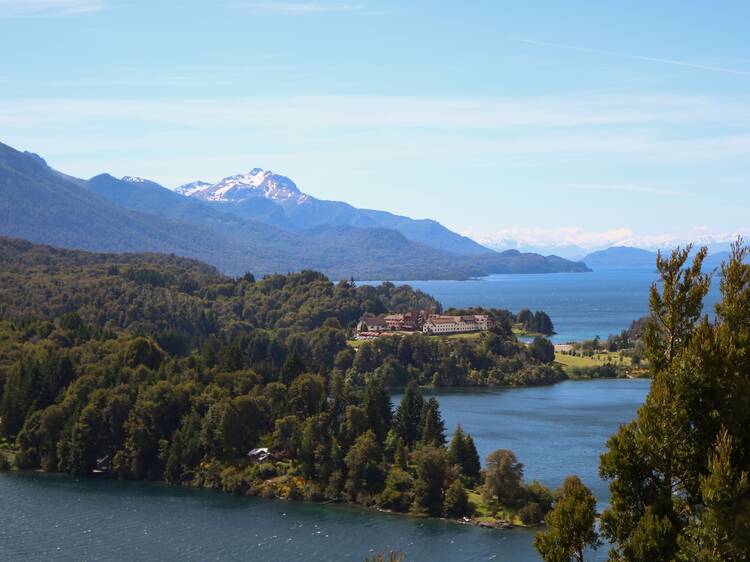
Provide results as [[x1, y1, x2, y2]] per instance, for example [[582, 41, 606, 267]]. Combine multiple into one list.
[[1, 0, 749, 254]]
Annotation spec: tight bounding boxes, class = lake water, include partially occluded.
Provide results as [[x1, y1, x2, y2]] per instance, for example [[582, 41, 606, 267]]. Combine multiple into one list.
[[376, 267, 722, 342], [392, 379, 651, 509], [0, 379, 648, 562]]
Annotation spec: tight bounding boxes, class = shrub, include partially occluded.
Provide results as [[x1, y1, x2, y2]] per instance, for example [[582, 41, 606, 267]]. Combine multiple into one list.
[[519, 502, 544, 525], [444, 480, 472, 518]]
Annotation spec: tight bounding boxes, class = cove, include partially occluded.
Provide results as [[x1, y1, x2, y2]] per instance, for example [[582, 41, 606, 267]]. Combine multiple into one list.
[[1, 379, 648, 561]]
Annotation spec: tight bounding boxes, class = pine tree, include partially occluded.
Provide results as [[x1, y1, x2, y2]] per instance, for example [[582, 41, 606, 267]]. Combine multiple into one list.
[[463, 434, 481, 484], [364, 377, 392, 443], [447, 425, 468, 468], [418, 398, 446, 447], [534, 475, 600, 562], [394, 382, 423, 448], [680, 429, 750, 561], [599, 242, 750, 561]]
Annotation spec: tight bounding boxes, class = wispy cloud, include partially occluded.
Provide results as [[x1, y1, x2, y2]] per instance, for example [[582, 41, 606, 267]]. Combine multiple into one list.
[[0, 0, 102, 17], [244, 2, 365, 15], [511, 38, 750, 77], [465, 226, 749, 252], [570, 183, 685, 197], [3, 94, 749, 164]]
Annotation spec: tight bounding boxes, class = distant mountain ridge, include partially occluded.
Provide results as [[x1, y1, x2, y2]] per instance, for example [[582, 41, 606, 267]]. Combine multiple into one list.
[[581, 246, 657, 268], [582, 245, 737, 270], [175, 168, 492, 256], [0, 141, 589, 279]]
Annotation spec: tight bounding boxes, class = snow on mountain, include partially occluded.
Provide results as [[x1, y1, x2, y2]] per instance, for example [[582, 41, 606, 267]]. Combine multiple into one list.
[[175, 169, 309, 204], [174, 180, 213, 197], [122, 176, 150, 184]]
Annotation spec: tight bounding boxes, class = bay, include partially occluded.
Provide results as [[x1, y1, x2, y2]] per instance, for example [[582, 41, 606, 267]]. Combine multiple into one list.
[[373, 267, 722, 342], [1, 380, 648, 562]]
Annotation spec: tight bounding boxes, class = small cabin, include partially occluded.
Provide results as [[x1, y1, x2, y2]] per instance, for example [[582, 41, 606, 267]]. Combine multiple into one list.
[[247, 447, 277, 464]]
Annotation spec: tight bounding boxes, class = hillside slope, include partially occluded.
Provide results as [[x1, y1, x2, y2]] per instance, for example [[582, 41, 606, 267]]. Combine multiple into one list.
[[0, 141, 590, 279], [177, 169, 492, 255]]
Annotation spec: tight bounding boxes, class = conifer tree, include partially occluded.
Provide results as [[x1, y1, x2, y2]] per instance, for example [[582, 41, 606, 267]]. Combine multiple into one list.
[[447, 425, 468, 468], [364, 377, 392, 443], [599, 242, 750, 561], [534, 475, 600, 562], [394, 382, 423, 448], [463, 434, 481, 484], [418, 398, 446, 447]]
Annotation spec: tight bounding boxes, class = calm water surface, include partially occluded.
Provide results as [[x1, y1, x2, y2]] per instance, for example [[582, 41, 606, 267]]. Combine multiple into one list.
[[376, 268, 721, 342], [1, 380, 648, 562], [392, 379, 651, 507]]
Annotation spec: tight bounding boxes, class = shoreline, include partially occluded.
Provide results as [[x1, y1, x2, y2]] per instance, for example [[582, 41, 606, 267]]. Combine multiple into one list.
[[0, 468, 536, 532]]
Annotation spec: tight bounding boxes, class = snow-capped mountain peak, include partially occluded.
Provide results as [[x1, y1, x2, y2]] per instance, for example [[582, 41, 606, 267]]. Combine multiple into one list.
[[175, 169, 308, 204], [174, 180, 213, 197], [122, 176, 150, 184]]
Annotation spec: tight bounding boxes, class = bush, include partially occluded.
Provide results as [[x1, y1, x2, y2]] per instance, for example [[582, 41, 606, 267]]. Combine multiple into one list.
[[379, 467, 414, 512], [519, 502, 544, 525], [256, 462, 278, 479], [444, 479, 472, 518]]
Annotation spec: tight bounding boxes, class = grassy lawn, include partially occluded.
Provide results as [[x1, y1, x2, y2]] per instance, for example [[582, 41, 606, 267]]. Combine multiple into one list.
[[445, 331, 482, 340], [467, 490, 525, 526], [511, 325, 545, 338], [555, 351, 632, 368]]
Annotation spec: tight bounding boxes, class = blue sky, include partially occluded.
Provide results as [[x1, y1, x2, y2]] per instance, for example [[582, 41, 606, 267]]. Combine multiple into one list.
[[2, 0, 749, 252]]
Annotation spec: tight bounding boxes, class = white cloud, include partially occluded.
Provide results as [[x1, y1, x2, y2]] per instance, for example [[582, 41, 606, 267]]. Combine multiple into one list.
[[0, 0, 102, 17], [244, 2, 365, 15], [464, 226, 749, 252], [2, 94, 750, 168]]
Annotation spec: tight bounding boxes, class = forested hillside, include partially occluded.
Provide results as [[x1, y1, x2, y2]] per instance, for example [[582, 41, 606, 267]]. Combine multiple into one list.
[[0, 237, 562, 523]]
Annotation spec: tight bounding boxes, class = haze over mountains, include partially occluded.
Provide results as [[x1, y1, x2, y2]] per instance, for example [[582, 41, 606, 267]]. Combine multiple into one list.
[[0, 141, 589, 280], [581, 245, 737, 270]]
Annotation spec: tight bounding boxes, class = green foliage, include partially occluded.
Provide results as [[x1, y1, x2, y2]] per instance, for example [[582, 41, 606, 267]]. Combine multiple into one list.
[[352, 330, 566, 388], [530, 336, 555, 364], [394, 383, 424, 448], [345, 430, 384, 497], [379, 466, 414, 512], [447, 425, 481, 486], [482, 449, 525, 508], [598, 242, 750, 561], [517, 309, 555, 335], [534, 475, 600, 562], [418, 398, 446, 447], [411, 445, 447, 517], [0, 238, 569, 527], [679, 429, 750, 561], [444, 479, 472, 518]]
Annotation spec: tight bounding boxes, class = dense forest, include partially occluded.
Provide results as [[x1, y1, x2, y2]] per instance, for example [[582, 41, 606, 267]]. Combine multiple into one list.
[[0, 237, 562, 524]]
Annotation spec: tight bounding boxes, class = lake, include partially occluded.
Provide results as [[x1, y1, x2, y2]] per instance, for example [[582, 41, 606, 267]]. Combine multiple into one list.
[[0, 379, 648, 562], [372, 267, 722, 342]]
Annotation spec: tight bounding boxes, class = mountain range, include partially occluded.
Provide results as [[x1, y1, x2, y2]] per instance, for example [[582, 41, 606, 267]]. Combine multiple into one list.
[[0, 141, 589, 280], [173, 168, 491, 256], [581, 246, 736, 270]]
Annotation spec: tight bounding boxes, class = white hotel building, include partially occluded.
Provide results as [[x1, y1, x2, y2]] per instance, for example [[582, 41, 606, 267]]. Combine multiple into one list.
[[421, 314, 492, 334]]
